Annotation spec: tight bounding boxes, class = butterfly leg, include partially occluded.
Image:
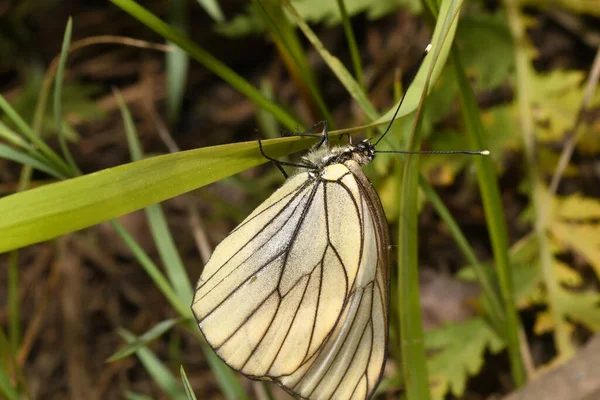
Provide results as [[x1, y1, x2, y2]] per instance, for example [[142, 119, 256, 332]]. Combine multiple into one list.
[[257, 139, 313, 179], [281, 121, 330, 149]]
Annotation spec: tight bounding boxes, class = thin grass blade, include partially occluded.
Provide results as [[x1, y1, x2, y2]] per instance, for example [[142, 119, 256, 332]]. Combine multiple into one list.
[[167, 0, 189, 123], [0, 368, 18, 400], [0, 121, 32, 150], [257, 0, 333, 126], [451, 48, 526, 387], [195, 0, 225, 23], [0, 144, 67, 179], [54, 17, 80, 175], [110, 221, 190, 318], [419, 176, 505, 330], [118, 329, 188, 400], [109, 0, 299, 131], [180, 365, 198, 400], [124, 392, 154, 400], [397, 1, 465, 399], [0, 95, 70, 177], [108, 318, 184, 362]]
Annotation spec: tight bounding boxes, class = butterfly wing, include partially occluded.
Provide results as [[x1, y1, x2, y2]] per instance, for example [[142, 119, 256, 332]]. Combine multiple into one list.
[[277, 160, 390, 400], [192, 160, 389, 400]]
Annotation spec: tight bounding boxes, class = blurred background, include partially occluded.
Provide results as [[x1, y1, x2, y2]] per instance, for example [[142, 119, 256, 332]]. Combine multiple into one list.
[[1, 0, 600, 399]]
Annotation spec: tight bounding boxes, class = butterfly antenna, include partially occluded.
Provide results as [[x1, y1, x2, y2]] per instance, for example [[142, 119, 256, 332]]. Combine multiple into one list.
[[373, 43, 432, 146], [375, 149, 490, 156]]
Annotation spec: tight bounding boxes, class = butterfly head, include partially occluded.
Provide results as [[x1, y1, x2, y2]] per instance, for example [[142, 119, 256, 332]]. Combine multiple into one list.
[[350, 139, 376, 165]]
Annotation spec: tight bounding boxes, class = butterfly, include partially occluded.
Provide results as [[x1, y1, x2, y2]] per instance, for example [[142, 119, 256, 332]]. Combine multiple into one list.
[[192, 125, 390, 399], [191, 43, 486, 399]]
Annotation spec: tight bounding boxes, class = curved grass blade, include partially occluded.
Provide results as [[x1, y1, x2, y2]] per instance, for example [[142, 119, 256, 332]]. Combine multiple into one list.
[[0, 144, 67, 179], [195, 0, 224, 23], [451, 48, 526, 387], [118, 329, 187, 400], [0, 94, 71, 177], [54, 17, 80, 176], [109, 0, 299, 131], [117, 88, 194, 309], [111, 221, 190, 317], [0, 368, 18, 400], [124, 392, 154, 400], [180, 366, 198, 400], [108, 318, 184, 362], [167, 0, 189, 123], [396, 1, 465, 399]]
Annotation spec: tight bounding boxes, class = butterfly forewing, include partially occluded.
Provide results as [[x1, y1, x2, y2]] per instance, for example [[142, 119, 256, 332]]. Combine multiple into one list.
[[192, 159, 389, 400]]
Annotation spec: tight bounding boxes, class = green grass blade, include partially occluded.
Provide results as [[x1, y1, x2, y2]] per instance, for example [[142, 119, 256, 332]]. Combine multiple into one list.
[[116, 89, 204, 304], [108, 318, 184, 362], [146, 204, 195, 304], [167, 0, 189, 123], [111, 221, 191, 318], [109, 0, 299, 131], [0, 94, 71, 177], [451, 48, 526, 387], [8, 251, 19, 354], [257, 0, 333, 127], [115, 93, 246, 397], [397, 1, 465, 398], [0, 367, 18, 400], [113, 225, 249, 399], [54, 17, 81, 176], [124, 392, 155, 400], [0, 143, 67, 179], [0, 136, 315, 252], [119, 329, 188, 400], [284, 0, 377, 121], [200, 345, 249, 400], [195, 0, 225, 23], [0, 121, 33, 150], [336, 0, 366, 92], [419, 176, 505, 329], [180, 366, 198, 400]]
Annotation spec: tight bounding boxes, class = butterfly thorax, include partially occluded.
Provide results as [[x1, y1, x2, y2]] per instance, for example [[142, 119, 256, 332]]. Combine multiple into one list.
[[301, 140, 375, 170]]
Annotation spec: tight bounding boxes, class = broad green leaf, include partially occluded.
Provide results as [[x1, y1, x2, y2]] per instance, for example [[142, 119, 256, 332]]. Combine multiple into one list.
[[456, 11, 514, 90], [530, 70, 591, 142], [551, 194, 600, 279], [108, 318, 184, 362], [0, 136, 315, 252], [426, 317, 505, 400], [556, 287, 600, 332]]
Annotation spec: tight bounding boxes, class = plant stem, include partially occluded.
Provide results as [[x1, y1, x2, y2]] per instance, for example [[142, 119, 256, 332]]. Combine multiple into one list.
[[451, 48, 527, 387]]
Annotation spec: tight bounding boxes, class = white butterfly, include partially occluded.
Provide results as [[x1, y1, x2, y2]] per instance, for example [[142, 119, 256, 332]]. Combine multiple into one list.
[[192, 132, 390, 400], [191, 43, 486, 399]]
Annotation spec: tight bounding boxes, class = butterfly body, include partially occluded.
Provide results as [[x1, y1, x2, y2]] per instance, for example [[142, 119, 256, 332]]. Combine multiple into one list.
[[192, 140, 390, 400]]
